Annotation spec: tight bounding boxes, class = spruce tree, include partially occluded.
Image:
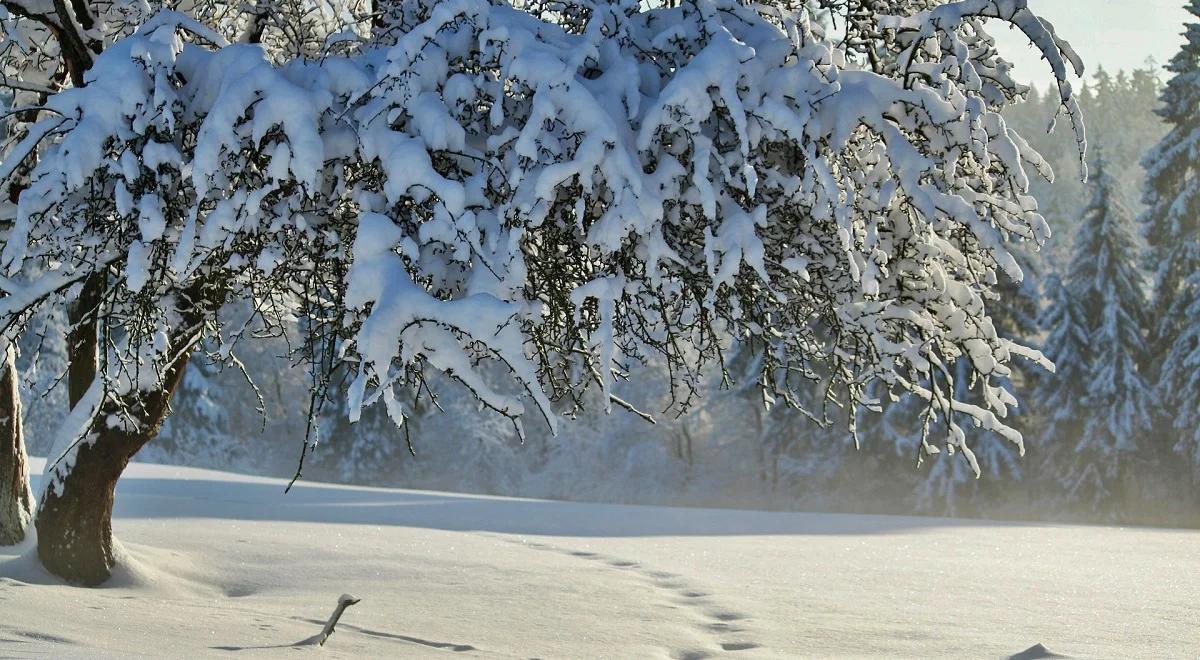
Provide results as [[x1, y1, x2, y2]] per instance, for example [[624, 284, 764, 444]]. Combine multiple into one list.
[[1142, 2, 1200, 355], [1141, 1, 1200, 473], [1046, 155, 1154, 513], [1034, 274, 1090, 451], [1157, 260, 1200, 470]]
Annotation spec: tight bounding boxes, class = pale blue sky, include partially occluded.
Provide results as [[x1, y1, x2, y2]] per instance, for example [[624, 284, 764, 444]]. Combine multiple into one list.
[[992, 0, 1194, 87]]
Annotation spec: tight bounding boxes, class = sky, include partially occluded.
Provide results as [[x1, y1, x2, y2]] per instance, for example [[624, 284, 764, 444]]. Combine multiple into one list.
[[992, 0, 1194, 87]]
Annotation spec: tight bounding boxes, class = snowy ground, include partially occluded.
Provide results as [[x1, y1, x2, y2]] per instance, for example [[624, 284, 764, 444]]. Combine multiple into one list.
[[0, 459, 1196, 659]]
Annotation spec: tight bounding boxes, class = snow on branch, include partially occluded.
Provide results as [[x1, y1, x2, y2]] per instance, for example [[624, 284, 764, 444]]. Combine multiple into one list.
[[0, 0, 1088, 478], [880, 0, 1088, 177]]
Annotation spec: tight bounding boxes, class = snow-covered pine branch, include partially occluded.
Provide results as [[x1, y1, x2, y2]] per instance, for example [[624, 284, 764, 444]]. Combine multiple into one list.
[[0, 0, 1086, 483]]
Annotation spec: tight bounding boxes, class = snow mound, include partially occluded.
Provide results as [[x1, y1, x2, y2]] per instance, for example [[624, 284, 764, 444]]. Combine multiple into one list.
[[0, 534, 226, 599], [1009, 643, 1067, 659]]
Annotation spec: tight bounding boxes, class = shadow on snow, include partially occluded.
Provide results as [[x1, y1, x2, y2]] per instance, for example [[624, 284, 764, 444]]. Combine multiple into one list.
[[107, 473, 1030, 538]]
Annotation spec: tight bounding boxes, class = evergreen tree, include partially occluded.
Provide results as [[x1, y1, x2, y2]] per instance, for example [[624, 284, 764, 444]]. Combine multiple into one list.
[[1142, 1, 1200, 476], [1156, 257, 1200, 470], [1047, 156, 1154, 513], [1033, 273, 1090, 451]]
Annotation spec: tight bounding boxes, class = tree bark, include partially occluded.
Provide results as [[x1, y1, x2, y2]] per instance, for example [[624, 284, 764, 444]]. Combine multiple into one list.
[[36, 280, 209, 585], [35, 344, 192, 585], [66, 274, 103, 410], [0, 340, 34, 545]]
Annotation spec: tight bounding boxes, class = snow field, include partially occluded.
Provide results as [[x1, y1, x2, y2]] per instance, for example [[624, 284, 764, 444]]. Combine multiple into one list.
[[1, 458, 1196, 658]]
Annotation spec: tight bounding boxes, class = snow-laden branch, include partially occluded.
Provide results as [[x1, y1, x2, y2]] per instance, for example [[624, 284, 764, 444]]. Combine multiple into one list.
[[880, 0, 1088, 177], [0, 0, 1087, 478]]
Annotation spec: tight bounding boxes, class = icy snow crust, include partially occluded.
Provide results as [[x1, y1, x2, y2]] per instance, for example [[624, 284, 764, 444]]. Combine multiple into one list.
[[1, 1, 1088, 495], [1, 458, 1197, 658]]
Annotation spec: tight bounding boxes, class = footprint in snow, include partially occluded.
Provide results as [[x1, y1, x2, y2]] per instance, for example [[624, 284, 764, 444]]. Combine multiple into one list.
[[503, 539, 764, 656]]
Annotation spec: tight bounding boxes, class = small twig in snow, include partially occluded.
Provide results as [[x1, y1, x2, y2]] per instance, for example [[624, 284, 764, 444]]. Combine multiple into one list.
[[304, 593, 361, 647]]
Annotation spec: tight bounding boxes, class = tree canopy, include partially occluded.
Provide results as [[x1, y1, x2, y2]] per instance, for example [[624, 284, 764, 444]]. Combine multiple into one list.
[[0, 0, 1086, 492]]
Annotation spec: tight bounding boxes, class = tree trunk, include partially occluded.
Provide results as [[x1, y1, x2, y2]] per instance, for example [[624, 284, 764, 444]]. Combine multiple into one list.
[[0, 341, 34, 545], [35, 277, 207, 585], [66, 274, 103, 410], [35, 347, 192, 585]]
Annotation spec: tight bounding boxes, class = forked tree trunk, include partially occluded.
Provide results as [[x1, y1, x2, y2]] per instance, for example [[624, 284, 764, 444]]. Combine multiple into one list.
[[0, 341, 34, 545], [35, 276, 201, 585], [35, 348, 192, 585]]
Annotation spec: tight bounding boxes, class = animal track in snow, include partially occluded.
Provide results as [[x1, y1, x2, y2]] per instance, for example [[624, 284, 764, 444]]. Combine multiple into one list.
[[503, 538, 763, 656]]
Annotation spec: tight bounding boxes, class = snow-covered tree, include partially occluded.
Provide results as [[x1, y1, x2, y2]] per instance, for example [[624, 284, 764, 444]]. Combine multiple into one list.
[[0, 0, 1085, 584], [0, 0, 117, 547], [315, 360, 424, 484], [1032, 272, 1089, 471], [1042, 155, 1152, 513], [1142, 0, 1200, 472], [1158, 268, 1200, 471], [0, 279, 67, 545], [910, 240, 1044, 515], [0, 0, 368, 575]]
